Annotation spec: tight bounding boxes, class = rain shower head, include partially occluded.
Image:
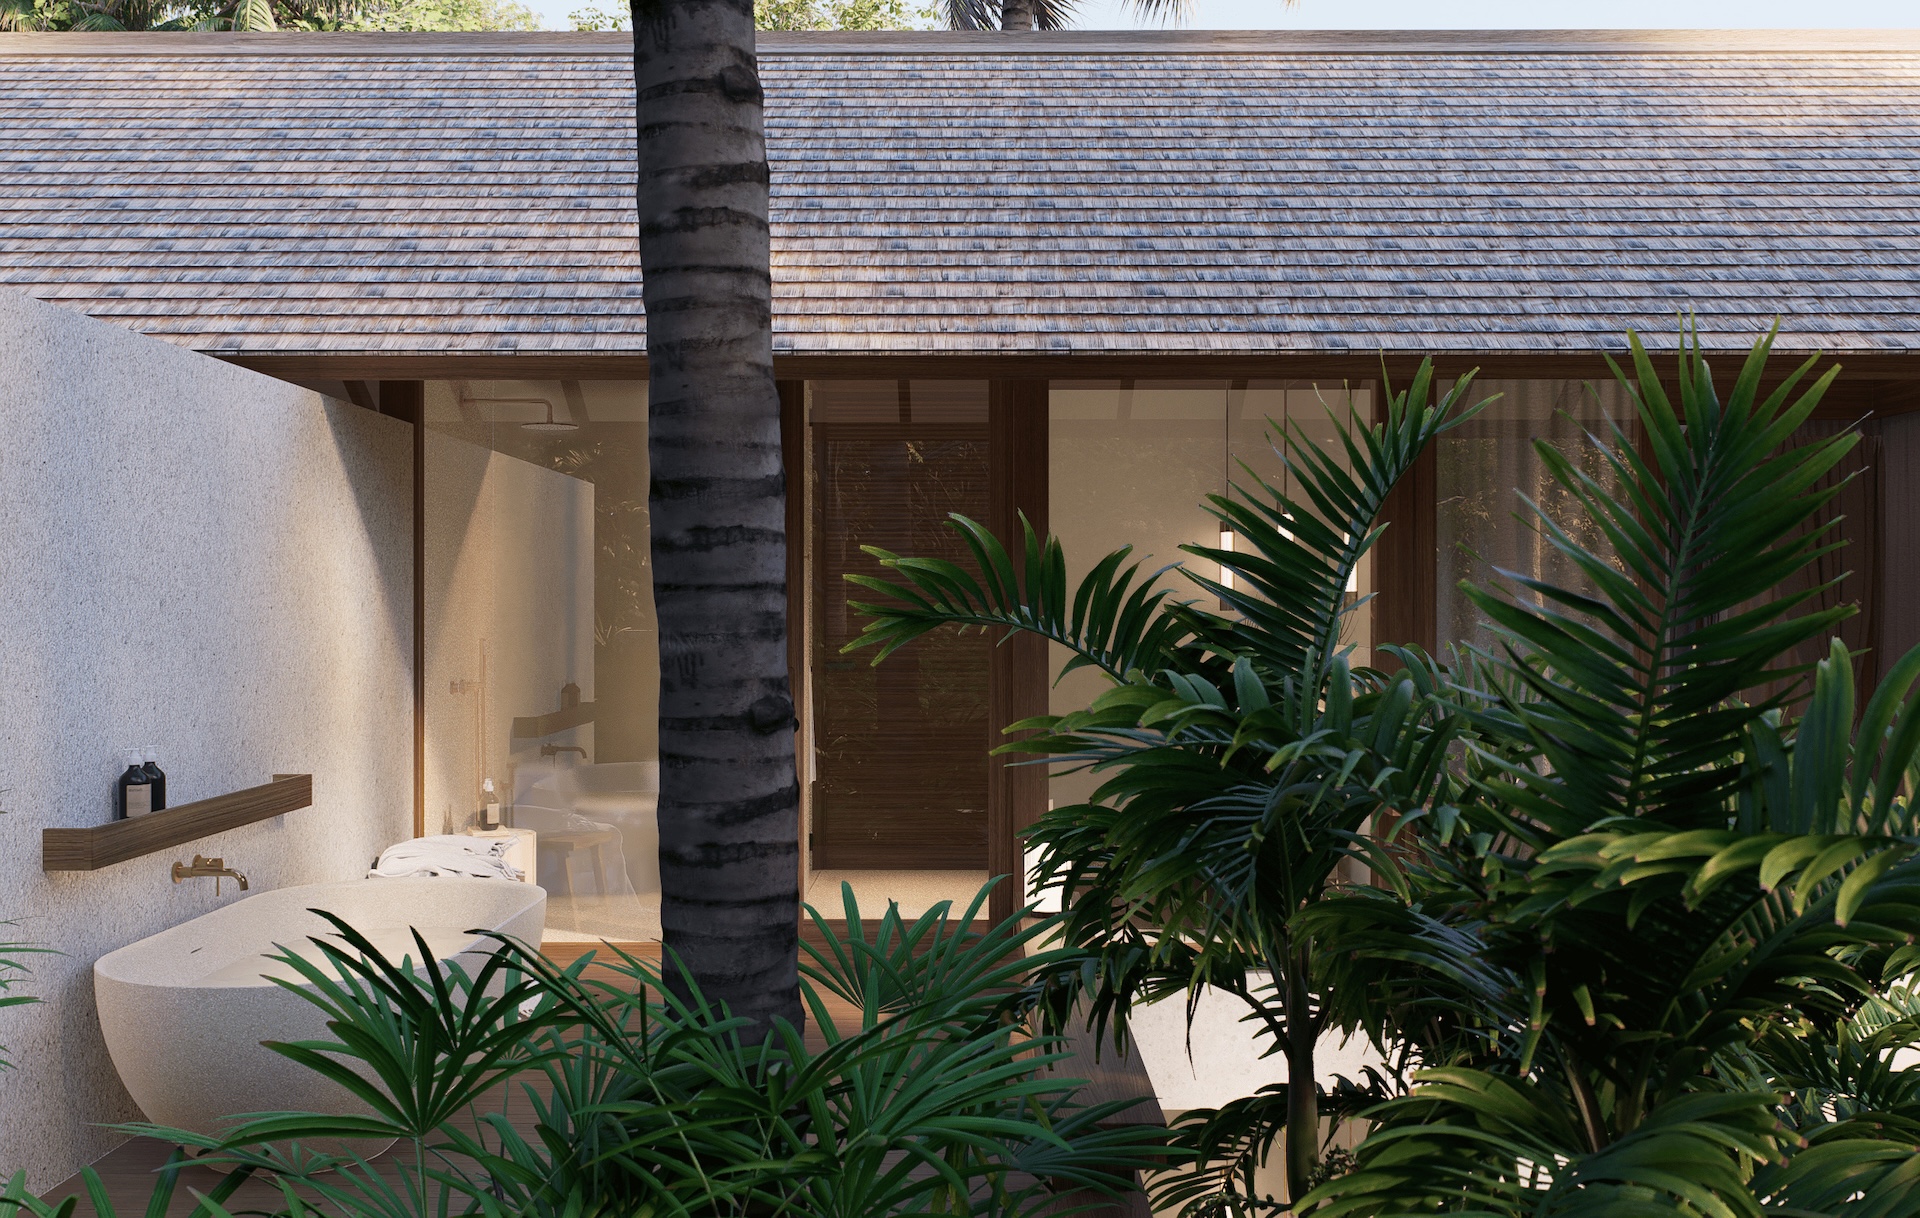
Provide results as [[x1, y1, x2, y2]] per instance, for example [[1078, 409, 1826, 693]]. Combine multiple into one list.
[[456, 395, 579, 432], [522, 401, 578, 432]]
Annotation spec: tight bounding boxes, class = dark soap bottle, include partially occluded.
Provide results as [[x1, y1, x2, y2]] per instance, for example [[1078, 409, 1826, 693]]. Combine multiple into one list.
[[141, 745, 166, 812], [117, 750, 155, 819]]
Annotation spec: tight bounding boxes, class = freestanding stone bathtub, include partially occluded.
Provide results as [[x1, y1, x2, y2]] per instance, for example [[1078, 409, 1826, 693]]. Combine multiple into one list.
[[95, 877, 546, 1144]]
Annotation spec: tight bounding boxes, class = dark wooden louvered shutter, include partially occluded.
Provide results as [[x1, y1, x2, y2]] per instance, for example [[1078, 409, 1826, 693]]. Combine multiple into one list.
[[811, 420, 992, 869]]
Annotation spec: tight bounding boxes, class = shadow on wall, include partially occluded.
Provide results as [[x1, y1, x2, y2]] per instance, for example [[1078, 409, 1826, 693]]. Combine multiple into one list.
[[0, 289, 415, 1191]]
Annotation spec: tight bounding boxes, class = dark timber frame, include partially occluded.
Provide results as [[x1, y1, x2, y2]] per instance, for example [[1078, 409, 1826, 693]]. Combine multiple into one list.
[[987, 380, 1050, 925]]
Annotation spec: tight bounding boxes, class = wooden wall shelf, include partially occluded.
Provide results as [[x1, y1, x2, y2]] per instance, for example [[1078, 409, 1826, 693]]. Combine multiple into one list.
[[42, 774, 313, 872]]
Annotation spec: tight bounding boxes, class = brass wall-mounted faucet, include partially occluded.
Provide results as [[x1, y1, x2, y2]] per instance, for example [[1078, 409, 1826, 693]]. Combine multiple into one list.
[[540, 744, 588, 761], [171, 855, 248, 895]]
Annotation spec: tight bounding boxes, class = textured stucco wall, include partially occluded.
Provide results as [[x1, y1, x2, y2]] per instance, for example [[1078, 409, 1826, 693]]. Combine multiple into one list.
[[0, 291, 413, 1189]]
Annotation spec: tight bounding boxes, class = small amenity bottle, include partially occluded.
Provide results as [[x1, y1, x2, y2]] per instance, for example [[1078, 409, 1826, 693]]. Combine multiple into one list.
[[117, 750, 155, 819], [141, 745, 167, 812], [480, 778, 501, 830]]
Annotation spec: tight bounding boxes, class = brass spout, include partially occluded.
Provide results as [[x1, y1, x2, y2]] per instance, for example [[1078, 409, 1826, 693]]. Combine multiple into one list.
[[172, 854, 248, 896]]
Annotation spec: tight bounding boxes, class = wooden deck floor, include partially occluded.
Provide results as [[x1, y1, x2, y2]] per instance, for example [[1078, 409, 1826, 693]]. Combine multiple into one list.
[[45, 937, 1160, 1218]]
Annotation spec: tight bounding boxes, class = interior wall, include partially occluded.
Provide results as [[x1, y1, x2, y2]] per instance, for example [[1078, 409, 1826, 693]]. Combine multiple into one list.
[[420, 380, 660, 943], [0, 291, 413, 1189], [421, 430, 595, 832], [1046, 381, 1374, 813]]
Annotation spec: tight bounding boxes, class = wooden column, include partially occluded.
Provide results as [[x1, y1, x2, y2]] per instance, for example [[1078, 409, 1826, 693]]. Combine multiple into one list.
[[777, 380, 809, 892], [987, 379, 1049, 924], [1371, 380, 1436, 665], [378, 380, 427, 839]]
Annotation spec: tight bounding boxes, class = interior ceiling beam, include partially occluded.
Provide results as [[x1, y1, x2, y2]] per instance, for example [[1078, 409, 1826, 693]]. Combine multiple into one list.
[[341, 379, 377, 411]]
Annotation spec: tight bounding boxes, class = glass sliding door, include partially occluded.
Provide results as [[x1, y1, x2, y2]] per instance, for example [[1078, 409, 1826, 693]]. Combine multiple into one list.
[[421, 379, 659, 946], [1045, 378, 1376, 812], [1432, 379, 1631, 660], [1047, 380, 1231, 812]]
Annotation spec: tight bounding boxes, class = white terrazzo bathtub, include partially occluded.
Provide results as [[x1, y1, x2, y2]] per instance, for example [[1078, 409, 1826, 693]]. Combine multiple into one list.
[[95, 877, 545, 1142]]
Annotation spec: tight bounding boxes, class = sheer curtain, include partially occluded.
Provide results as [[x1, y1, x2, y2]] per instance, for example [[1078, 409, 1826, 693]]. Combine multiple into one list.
[[1434, 386, 1883, 701], [1754, 419, 1882, 707], [1434, 379, 1633, 661]]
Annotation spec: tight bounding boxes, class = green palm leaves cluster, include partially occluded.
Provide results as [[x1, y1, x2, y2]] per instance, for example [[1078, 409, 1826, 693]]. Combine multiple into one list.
[[5, 888, 1163, 1218], [847, 363, 1484, 1204], [846, 328, 1920, 1214], [1299, 335, 1920, 1217], [0, 924, 48, 1074]]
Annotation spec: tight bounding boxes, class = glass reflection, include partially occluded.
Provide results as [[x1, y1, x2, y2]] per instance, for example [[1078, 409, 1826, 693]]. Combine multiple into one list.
[[1433, 379, 1630, 661], [421, 379, 659, 946]]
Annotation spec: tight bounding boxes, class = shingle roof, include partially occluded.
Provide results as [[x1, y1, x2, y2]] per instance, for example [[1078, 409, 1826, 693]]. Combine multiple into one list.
[[1, 30, 1917, 357]]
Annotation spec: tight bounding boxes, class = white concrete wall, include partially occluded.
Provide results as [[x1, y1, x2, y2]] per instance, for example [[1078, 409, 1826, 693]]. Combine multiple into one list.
[[0, 291, 414, 1189]]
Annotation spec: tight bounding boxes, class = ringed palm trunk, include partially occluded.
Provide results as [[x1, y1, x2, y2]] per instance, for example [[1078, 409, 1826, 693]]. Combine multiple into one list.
[[1000, 0, 1034, 27], [631, 0, 802, 1034], [1283, 952, 1321, 1202]]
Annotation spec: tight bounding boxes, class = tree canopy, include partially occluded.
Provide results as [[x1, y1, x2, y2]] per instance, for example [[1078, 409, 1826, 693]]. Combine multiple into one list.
[[0, 0, 537, 30]]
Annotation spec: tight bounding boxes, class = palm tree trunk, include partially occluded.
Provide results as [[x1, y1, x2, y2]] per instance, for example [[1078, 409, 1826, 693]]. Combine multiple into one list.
[[632, 0, 802, 1035], [1284, 953, 1321, 1202], [1000, 0, 1034, 28]]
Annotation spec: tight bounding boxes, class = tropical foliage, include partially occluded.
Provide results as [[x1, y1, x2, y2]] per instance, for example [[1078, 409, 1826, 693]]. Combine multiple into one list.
[[1298, 333, 1920, 1217], [755, 0, 928, 29], [0, 925, 46, 1074], [0, 0, 534, 32], [8, 887, 1164, 1218], [846, 360, 1487, 1203], [847, 328, 1920, 1214], [929, 0, 1185, 31]]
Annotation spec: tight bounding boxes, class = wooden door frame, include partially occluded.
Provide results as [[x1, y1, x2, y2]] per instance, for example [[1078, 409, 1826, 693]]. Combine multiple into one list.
[[379, 380, 428, 839], [779, 380, 808, 901], [1371, 375, 1437, 664]]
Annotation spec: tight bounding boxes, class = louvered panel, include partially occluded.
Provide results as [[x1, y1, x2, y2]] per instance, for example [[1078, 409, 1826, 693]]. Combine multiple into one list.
[[812, 424, 990, 869]]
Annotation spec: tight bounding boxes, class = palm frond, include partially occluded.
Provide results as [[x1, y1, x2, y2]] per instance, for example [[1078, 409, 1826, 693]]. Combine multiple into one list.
[[1119, 0, 1190, 23], [228, 0, 274, 26], [1191, 364, 1484, 699], [930, 0, 996, 27], [844, 511, 1203, 684], [1462, 324, 1853, 839], [1030, 0, 1074, 28]]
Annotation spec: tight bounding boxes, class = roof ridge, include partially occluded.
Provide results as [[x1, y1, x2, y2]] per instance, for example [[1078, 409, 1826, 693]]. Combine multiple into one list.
[[3, 28, 1920, 55]]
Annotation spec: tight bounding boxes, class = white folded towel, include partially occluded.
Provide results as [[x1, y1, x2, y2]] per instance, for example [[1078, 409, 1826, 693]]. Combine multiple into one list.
[[368, 834, 523, 882]]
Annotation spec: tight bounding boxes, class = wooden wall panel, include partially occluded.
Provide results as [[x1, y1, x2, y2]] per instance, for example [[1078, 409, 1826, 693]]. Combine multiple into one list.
[[1371, 382, 1436, 665], [988, 380, 1050, 923], [379, 380, 427, 839], [810, 424, 993, 869], [1880, 411, 1920, 684]]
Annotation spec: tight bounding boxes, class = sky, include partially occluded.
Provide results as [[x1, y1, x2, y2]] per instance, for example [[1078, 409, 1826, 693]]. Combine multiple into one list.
[[528, 0, 1919, 31]]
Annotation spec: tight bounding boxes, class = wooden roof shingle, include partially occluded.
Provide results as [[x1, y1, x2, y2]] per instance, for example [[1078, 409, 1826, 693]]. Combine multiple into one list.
[[1, 30, 1917, 357]]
